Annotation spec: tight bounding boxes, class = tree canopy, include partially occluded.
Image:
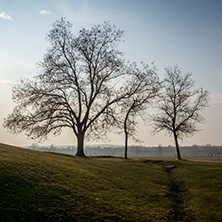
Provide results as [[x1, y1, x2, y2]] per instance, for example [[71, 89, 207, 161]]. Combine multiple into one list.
[[152, 66, 209, 159], [118, 63, 161, 158], [4, 18, 160, 157]]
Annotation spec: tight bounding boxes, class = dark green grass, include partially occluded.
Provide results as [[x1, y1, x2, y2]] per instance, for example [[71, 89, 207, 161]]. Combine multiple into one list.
[[0, 144, 221, 221], [0, 144, 170, 221]]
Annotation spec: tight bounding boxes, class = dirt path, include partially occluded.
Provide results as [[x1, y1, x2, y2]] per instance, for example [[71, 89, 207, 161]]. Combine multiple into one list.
[[164, 164, 196, 222], [141, 160, 197, 221]]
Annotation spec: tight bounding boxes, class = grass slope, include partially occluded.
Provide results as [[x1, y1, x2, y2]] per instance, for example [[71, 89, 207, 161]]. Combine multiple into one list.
[[172, 160, 222, 221], [0, 144, 170, 221], [0, 143, 221, 221]]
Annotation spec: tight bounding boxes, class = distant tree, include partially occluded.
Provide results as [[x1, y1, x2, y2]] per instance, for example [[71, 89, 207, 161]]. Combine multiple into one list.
[[3, 18, 142, 157], [152, 66, 209, 160], [119, 63, 161, 159]]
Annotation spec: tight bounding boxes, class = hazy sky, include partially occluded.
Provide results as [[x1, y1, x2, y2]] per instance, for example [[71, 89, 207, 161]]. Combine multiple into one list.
[[0, 0, 221, 147]]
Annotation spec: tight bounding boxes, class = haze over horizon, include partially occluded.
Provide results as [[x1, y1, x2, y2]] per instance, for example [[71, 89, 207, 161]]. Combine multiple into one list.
[[0, 0, 221, 147]]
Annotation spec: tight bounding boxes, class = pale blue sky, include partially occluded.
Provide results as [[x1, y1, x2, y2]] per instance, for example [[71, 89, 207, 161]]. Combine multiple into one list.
[[0, 0, 221, 147]]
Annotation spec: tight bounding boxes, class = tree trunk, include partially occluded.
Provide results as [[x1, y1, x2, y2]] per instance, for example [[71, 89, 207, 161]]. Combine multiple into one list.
[[173, 132, 182, 160], [124, 131, 128, 159], [76, 132, 86, 157], [124, 107, 132, 159]]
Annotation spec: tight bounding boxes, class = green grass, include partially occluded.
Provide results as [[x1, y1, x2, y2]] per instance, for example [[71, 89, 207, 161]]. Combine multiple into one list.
[[171, 160, 222, 222], [0, 144, 170, 221], [0, 143, 221, 221]]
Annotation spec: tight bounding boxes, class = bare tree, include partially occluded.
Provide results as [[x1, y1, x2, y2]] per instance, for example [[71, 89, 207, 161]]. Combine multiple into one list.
[[3, 18, 137, 157], [119, 63, 161, 158], [152, 66, 209, 160]]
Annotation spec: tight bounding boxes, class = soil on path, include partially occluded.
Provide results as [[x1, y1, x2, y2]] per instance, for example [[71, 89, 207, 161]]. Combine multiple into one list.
[[163, 163, 197, 222], [142, 159, 197, 222]]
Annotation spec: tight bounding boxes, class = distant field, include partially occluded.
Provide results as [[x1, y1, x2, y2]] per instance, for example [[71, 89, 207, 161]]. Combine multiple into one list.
[[185, 156, 222, 163], [0, 143, 221, 221]]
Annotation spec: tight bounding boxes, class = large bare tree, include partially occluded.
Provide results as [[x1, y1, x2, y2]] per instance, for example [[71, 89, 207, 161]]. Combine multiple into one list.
[[119, 63, 161, 158], [152, 66, 209, 160], [4, 19, 140, 157]]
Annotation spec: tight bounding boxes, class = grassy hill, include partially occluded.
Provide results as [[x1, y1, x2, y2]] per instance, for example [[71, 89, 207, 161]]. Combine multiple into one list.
[[0, 143, 221, 221]]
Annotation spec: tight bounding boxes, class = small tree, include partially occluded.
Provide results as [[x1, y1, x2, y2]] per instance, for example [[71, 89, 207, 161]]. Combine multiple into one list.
[[3, 19, 138, 157], [119, 63, 161, 158], [152, 66, 209, 160]]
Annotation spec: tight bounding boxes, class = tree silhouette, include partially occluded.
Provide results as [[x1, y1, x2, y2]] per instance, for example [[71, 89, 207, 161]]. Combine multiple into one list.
[[152, 66, 209, 160], [119, 63, 161, 158], [4, 19, 143, 157]]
